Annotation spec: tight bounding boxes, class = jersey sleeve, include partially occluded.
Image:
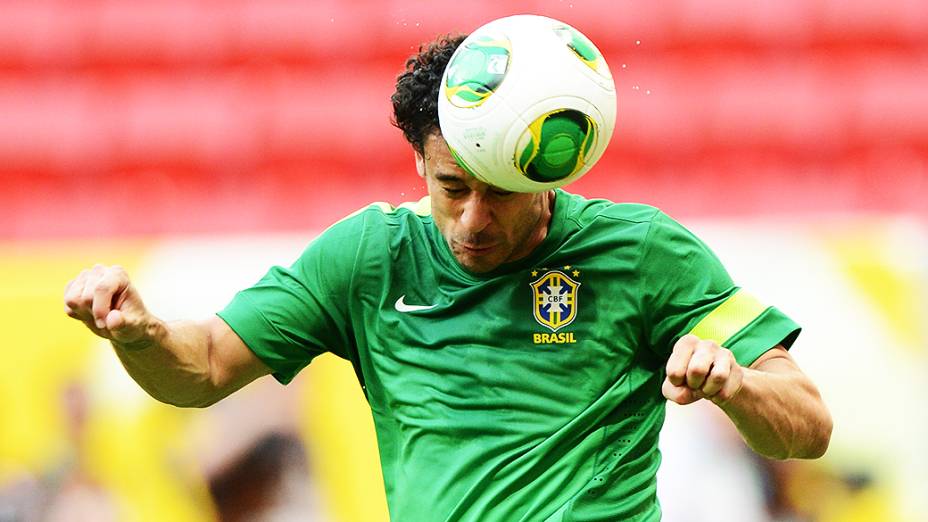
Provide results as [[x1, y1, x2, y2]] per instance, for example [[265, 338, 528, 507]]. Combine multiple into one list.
[[639, 211, 801, 366], [217, 217, 361, 384]]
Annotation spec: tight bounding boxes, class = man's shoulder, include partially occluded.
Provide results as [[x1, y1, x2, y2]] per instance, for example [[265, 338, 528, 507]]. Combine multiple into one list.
[[342, 196, 432, 226], [559, 190, 663, 227], [294, 197, 434, 279], [320, 196, 433, 238]]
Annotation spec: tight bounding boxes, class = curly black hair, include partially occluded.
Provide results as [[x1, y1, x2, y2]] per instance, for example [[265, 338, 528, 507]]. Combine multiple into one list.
[[391, 34, 468, 154]]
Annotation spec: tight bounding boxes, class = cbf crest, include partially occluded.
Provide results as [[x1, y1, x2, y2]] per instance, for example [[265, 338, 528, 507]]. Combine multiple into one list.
[[530, 269, 581, 332]]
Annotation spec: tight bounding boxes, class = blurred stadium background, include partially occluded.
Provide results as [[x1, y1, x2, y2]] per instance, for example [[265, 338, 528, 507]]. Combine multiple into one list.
[[1, 1, 926, 521]]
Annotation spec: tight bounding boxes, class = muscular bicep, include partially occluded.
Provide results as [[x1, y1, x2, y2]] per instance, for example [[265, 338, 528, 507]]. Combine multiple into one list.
[[749, 344, 802, 374], [202, 315, 273, 400]]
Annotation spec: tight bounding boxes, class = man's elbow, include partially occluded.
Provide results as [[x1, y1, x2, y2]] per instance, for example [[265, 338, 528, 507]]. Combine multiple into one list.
[[139, 382, 225, 408], [153, 393, 223, 408], [155, 397, 220, 408], [781, 406, 834, 460], [755, 406, 833, 460], [801, 407, 833, 459]]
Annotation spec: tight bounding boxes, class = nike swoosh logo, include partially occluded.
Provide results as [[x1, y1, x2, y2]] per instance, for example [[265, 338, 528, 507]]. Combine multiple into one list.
[[394, 295, 437, 313]]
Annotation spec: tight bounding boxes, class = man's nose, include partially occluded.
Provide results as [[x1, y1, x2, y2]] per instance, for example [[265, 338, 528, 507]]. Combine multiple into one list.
[[459, 193, 493, 233]]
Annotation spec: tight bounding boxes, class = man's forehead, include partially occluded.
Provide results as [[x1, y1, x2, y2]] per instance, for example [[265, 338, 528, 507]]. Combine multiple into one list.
[[424, 137, 467, 171], [422, 131, 443, 153]]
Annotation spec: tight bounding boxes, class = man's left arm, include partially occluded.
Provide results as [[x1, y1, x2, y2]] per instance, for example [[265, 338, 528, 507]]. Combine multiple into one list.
[[662, 334, 833, 460]]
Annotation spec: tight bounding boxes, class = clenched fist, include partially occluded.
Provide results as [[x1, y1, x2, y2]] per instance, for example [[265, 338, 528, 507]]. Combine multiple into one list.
[[662, 334, 744, 406], [63, 264, 153, 348]]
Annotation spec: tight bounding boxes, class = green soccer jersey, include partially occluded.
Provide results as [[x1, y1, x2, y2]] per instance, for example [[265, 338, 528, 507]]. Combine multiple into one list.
[[218, 189, 800, 522]]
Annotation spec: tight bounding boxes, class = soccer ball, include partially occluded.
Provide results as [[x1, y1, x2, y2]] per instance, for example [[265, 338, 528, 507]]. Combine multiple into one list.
[[438, 14, 616, 193]]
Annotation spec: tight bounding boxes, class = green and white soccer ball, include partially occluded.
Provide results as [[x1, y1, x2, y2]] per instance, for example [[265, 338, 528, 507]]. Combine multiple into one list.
[[438, 14, 616, 192]]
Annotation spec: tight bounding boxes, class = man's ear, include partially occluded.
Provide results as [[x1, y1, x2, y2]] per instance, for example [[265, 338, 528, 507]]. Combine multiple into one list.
[[415, 150, 426, 178]]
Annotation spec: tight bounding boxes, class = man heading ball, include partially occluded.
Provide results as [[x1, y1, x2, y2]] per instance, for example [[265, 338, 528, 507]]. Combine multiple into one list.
[[65, 32, 831, 522]]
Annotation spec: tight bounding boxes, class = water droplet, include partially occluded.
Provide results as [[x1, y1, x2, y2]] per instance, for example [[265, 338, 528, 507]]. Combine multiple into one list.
[[632, 85, 640, 90], [635, 40, 641, 45], [330, 17, 334, 22], [621, 64, 627, 69], [401, 192, 406, 197]]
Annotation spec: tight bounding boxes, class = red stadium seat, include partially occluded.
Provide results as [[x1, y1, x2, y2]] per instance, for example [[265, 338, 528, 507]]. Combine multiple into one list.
[[0, 0, 925, 238]]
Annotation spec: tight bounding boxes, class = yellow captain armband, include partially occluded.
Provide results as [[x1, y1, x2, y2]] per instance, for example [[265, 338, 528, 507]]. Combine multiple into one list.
[[688, 289, 769, 345]]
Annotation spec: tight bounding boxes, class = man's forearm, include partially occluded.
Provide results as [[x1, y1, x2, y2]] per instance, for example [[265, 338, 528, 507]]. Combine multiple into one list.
[[719, 355, 832, 459], [65, 264, 269, 407], [111, 318, 221, 408]]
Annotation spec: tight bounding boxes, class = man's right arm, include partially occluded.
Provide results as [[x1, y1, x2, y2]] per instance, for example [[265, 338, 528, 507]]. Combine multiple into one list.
[[64, 264, 271, 407]]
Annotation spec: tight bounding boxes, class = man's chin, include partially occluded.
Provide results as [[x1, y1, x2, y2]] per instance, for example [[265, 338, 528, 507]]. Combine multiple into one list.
[[448, 239, 510, 273], [453, 252, 505, 274]]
